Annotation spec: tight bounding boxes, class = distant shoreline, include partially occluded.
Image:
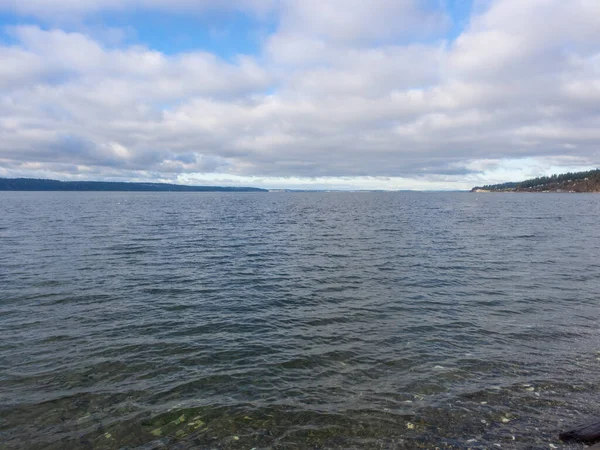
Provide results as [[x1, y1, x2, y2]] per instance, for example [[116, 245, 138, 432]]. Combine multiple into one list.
[[0, 178, 267, 192], [0, 178, 465, 192], [471, 169, 600, 193], [472, 189, 600, 193]]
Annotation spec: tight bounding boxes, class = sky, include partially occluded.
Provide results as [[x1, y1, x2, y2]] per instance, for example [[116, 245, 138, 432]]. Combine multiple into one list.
[[0, 0, 599, 190]]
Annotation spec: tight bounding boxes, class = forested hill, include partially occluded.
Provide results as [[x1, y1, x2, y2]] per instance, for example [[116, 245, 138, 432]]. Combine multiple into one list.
[[0, 178, 267, 192], [471, 169, 600, 192]]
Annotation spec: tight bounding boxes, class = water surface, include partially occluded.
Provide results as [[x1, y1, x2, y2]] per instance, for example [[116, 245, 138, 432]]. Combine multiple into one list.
[[1, 192, 600, 449]]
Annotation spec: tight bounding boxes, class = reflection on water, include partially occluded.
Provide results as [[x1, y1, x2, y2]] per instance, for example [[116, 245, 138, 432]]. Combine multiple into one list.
[[1, 192, 599, 449]]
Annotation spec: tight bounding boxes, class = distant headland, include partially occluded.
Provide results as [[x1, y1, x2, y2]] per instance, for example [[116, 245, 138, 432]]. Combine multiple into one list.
[[0, 178, 267, 192], [471, 169, 600, 193]]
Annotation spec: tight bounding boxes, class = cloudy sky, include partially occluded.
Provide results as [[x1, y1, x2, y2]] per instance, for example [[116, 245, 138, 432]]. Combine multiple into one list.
[[0, 0, 599, 190]]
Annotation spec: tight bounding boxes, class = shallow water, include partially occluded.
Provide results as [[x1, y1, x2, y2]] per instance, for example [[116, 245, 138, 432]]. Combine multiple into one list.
[[1, 191, 600, 449]]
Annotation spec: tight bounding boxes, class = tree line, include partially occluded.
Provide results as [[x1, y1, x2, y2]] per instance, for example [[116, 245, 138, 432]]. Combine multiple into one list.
[[473, 169, 600, 192]]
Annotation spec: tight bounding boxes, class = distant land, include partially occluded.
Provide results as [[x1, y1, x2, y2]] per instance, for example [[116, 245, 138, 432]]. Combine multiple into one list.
[[0, 178, 267, 192], [472, 169, 600, 193]]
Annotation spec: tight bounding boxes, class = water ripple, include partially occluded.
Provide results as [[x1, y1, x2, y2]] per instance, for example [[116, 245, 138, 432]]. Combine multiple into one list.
[[1, 191, 600, 449]]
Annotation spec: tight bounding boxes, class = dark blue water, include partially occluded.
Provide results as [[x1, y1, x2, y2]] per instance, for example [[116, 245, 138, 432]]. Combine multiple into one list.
[[1, 192, 600, 449]]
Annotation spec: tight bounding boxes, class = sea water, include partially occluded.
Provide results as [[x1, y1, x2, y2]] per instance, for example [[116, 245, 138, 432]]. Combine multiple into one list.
[[1, 191, 599, 449]]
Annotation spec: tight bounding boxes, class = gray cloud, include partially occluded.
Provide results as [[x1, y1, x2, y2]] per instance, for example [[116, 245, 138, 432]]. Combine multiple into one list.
[[0, 0, 599, 189]]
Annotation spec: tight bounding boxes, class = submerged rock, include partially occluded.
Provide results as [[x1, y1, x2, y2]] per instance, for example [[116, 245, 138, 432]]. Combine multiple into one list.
[[560, 418, 600, 443]]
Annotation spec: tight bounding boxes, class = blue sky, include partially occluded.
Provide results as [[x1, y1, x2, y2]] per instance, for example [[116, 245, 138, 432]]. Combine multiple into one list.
[[0, 8, 271, 56], [0, 1, 471, 55], [95, 9, 274, 58], [446, 0, 473, 40], [0, 0, 598, 190]]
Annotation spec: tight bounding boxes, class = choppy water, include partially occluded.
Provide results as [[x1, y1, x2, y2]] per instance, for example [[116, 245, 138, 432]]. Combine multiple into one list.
[[1, 192, 600, 450]]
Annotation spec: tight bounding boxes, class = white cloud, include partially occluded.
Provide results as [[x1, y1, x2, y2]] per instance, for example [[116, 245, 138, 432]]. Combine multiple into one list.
[[448, 0, 600, 80], [277, 0, 447, 44], [0, 0, 600, 189], [3, 26, 270, 96]]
